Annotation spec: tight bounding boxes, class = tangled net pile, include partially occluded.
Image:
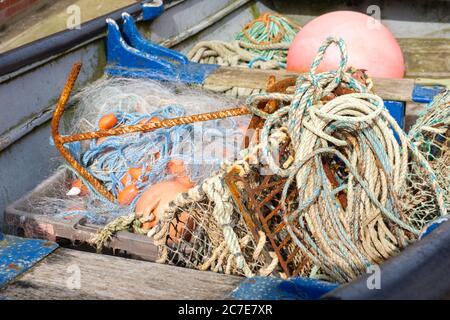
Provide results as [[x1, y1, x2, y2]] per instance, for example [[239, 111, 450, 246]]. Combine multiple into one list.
[[188, 13, 301, 97], [404, 90, 450, 230], [35, 78, 249, 225], [153, 38, 447, 283]]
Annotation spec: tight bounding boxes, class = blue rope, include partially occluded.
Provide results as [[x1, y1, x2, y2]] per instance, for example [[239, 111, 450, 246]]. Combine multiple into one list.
[[59, 105, 244, 223]]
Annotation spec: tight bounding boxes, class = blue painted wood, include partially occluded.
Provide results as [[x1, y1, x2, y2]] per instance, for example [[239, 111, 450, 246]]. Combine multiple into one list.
[[384, 100, 405, 129], [231, 276, 338, 300], [122, 13, 188, 64], [0, 234, 58, 288], [413, 85, 446, 104], [142, 0, 165, 21], [419, 217, 450, 240], [105, 15, 219, 84]]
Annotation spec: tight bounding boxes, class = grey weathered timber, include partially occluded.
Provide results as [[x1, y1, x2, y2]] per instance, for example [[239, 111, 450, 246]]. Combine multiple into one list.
[[0, 248, 242, 300], [205, 66, 417, 102], [398, 38, 450, 78]]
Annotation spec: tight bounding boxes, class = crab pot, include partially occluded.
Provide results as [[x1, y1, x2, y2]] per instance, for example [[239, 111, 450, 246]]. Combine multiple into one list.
[[160, 193, 269, 276]]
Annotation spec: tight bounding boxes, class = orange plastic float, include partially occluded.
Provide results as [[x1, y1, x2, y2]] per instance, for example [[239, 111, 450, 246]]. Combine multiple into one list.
[[120, 166, 151, 186], [135, 159, 194, 232], [287, 11, 404, 78], [98, 113, 118, 130], [66, 179, 89, 196], [117, 183, 140, 205]]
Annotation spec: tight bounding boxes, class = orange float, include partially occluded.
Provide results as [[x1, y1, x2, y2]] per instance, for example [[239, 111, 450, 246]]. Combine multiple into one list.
[[98, 113, 118, 130], [67, 179, 89, 196], [135, 160, 194, 233], [117, 183, 140, 205], [120, 166, 151, 186]]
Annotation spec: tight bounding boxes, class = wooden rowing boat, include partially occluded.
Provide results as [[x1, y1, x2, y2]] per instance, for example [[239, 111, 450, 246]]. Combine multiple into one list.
[[0, 0, 449, 300]]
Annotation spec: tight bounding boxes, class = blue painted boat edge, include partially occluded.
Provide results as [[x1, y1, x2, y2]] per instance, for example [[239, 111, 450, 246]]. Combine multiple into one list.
[[231, 276, 339, 300], [0, 234, 58, 289], [384, 100, 405, 130], [105, 15, 220, 84]]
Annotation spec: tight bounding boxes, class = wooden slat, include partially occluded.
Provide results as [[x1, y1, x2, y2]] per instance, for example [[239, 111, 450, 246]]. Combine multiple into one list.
[[0, 248, 242, 300], [205, 66, 415, 102], [398, 38, 450, 78]]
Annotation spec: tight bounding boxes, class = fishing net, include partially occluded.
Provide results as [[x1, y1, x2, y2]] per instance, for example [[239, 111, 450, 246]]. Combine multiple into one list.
[[403, 90, 450, 230], [153, 38, 447, 283], [33, 77, 250, 225]]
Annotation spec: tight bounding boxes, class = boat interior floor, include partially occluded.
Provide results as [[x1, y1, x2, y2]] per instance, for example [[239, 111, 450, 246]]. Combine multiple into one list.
[[0, 247, 242, 300]]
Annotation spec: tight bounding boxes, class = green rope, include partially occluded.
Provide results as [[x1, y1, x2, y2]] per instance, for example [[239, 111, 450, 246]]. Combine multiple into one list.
[[235, 12, 301, 64], [95, 213, 147, 252]]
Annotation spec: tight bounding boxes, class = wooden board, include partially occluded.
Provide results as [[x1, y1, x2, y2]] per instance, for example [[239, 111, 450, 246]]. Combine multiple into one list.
[[204, 38, 450, 102], [0, 248, 242, 300], [205, 66, 416, 102], [398, 38, 450, 78]]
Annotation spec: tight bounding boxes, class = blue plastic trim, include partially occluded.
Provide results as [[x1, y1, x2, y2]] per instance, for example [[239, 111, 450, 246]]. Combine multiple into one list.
[[105, 15, 219, 84], [142, 0, 164, 21], [412, 85, 445, 104], [231, 276, 339, 300], [419, 217, 450, 240], [0, 235, 58, 288], [121, 13, 188, 64], [384, 100, 405, 130]]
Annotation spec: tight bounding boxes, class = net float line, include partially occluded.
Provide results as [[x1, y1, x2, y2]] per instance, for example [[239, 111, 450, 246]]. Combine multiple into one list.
[[51, 62, 253, 202]]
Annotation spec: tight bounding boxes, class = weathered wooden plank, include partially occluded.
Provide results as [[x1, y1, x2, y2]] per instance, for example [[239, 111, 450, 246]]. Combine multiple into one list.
[[0, 248, 242, 300], [205, 66, 416, 102], [398, 38, 450, 78], [204, 38, 450, 101]]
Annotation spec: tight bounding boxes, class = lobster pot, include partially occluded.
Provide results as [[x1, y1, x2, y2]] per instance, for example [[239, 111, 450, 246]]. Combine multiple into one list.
[[225, 153, 314, 279], [155, 182, 272, 277]]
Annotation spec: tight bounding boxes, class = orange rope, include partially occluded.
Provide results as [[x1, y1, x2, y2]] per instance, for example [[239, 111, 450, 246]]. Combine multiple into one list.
[[61, 107, 250, 143], [51, 62, 116, 202], [241, 12, 301, 46]]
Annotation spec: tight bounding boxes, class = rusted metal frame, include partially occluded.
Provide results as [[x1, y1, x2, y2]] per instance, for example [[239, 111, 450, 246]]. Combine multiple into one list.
[[224, 169, 260, 243], [51, 62, 117, 202]]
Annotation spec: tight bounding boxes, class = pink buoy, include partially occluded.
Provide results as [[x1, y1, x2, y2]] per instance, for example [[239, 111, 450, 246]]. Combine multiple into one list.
[[287, 11, 404, 78]]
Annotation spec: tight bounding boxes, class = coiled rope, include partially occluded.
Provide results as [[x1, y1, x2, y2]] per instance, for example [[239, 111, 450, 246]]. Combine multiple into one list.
[[156, 37, 447, 282], [236, 12, 301, 65], [188, 13, 301, 97], [244, 37, 447, 281]]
